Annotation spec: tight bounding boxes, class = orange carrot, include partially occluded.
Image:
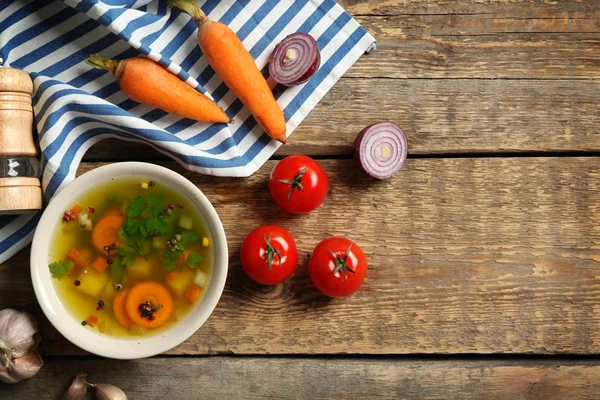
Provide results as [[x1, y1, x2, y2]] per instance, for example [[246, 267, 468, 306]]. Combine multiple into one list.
[[184, 284, 202, 304], [70, 205, 82, 215], [113, 288, 134, 328], [91, 215, 125, 253], [168, 0, 287, 143], [67, 248, 92, 276], [87, 315, 98, 326], [166, 269, 180, 280], [86, 55, 231, 124], [66, 248, 80, 263], [103, 208, 125, 219], [125, 282, 174, 329], [91, 257, 109, 273]]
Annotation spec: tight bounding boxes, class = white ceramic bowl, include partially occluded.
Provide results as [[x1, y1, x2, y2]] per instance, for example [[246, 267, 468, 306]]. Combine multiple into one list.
[[30, 162, 228, 359]]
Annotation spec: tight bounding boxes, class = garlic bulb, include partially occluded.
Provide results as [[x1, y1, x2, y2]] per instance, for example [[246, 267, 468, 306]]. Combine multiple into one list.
[[0, 308, 43, 384], [0, 309, 38, 359]]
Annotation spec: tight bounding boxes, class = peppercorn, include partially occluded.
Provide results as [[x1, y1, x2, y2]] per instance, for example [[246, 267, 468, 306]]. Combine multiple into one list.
[[114, 283, 123, 291], [98, 300, 104, 307], [107, 258, 113, 265], [168, 204, 175, 209], [149, 181, 156, 187], [109, 243, 117, 251], [103, 245, 110, 252], [74, 280, 81, 286], [81, 321, 87, 326]]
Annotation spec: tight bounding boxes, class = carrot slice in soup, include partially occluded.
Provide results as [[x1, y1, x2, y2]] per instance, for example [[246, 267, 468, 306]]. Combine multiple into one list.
[[125, 282, 173, 329], [184, 284, 202, 304], [91, 257, 109, 273], [103, 208, 126, 219], [67, 248, 93, 276], [91, 215, 125, 253], [113, 288, 134, 328]]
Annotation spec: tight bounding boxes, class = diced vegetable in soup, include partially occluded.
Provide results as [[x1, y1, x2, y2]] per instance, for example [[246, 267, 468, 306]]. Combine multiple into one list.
[[49, 179, 212, 338]]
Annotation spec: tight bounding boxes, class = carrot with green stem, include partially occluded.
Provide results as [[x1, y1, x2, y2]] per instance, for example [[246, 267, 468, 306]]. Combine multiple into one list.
[[168, 0, 287, 143], [86, 55, 232, 124]]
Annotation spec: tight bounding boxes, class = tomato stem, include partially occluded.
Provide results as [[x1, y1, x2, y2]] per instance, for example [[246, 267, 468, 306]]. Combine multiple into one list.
[[263, 234, 281, 270], [275, 167, 307, 202], [328, 245, 355, 282]]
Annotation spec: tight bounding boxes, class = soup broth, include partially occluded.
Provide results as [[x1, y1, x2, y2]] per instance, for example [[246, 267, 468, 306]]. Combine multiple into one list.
[[49, 178, 212, 338]]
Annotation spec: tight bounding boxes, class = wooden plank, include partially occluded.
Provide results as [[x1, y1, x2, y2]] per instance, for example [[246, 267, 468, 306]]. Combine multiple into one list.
[[342, 0, 600, 17], [357, 14, 600, 35], [81, 78, 600, 160], [341, 5, 600, 80], [347, 30, 600, 79], [3, 158, 600, 355], [1, 357, 600, 399]]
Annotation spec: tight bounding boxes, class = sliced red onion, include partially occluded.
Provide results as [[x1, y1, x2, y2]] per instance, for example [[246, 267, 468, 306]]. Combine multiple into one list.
[[269, 33, 320, 86], [355, 122, 408, 180]]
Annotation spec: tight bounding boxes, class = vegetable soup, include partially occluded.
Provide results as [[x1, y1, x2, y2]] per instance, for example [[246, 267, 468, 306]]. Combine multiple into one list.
[[48, 178, 212, 338]]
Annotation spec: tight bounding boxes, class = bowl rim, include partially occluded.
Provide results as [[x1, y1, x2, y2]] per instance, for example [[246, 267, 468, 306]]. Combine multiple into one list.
[[30, 162, 228, 359]]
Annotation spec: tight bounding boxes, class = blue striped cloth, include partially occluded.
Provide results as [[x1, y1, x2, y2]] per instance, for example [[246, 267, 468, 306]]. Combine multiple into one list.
[[0, 0, 375, 263]]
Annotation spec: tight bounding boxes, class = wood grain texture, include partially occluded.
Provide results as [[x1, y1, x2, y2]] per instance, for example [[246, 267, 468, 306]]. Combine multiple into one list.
[[348, 28, 600, 79], [1, 357, 600, 400], [3, 158, 600, 355], [341, 4, 600, 80], [341, 0, 600, 17], [81, 78, 600, 160], [358, 14, 600, 35]]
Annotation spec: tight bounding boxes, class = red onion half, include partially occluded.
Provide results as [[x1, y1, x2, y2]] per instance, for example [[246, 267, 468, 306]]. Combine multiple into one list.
[[269, 33, 320, 86], [355, 122, 408, 180]]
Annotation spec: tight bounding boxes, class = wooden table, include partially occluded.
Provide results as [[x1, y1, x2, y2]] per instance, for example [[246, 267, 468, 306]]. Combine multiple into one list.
[[2, 0, 600, 398]]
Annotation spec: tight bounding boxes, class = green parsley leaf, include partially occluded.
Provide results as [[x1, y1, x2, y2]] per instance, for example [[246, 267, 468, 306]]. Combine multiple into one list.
[[185, 251, 203, 269], [179, 230, 201, 251], [147, 193, 164, 219], [49, 260, 74, 278], [126, 196, 146, 218], [163, 249, 180, 272], [145, 219, 160, 235], [118, 227, 129, 243], [117, 245, 138, 257], [123, 218, 142, 236], [111, 258, 125, 284]]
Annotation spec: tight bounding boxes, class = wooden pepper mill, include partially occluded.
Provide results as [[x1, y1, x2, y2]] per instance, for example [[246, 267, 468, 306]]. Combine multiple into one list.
[[0, 67, 42, 214]]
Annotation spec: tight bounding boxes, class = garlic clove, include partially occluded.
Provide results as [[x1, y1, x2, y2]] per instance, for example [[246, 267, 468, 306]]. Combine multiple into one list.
[[62, 372, 88, 400], [0, 363, 20, 384], [0, 309, 39, 360], [94, 383, 128, 400], [8, 350, 43, 381]]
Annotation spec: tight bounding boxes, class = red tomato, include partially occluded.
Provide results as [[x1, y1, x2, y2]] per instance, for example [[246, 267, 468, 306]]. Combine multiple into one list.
[[269, 155, 329, 214], [308, 238, 367, 297], [240, 225, 298, 285]]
